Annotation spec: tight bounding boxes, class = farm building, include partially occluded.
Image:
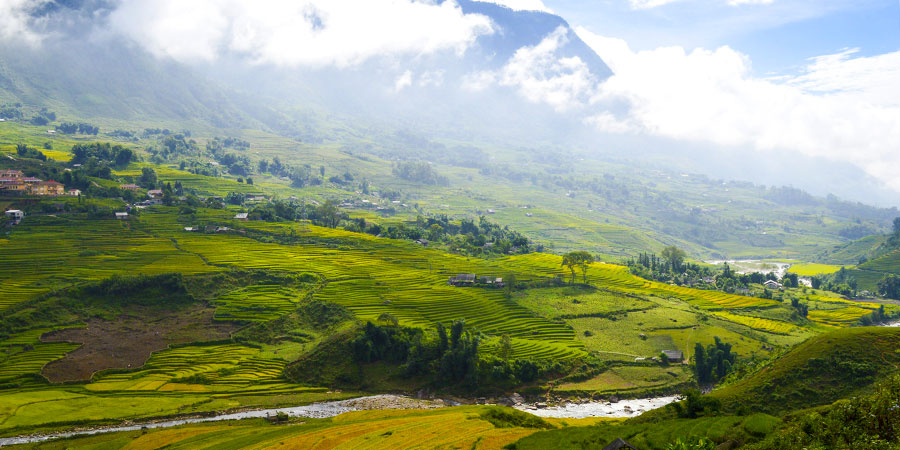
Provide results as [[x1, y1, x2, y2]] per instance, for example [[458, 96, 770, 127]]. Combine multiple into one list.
[[4, 209, 25, 223], [603, 438, 638, 450], [67, 189, 81, 196], [662, 350, 683, 362], [764, 280, 783, 290], [0, 170, 24, 178], [120, 184, 140, 191], [29, 180, 65, 196], [147, 189, 164, 198], [448, 274, 504, 287], [115, 212, 129, 219], [234, 213, 249, 221], [448, 273, 477, 286]]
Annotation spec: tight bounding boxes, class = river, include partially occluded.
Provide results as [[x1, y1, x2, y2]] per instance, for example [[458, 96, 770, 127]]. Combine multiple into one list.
[[515, 396, 677, 419], [0, 394, 677, 446]]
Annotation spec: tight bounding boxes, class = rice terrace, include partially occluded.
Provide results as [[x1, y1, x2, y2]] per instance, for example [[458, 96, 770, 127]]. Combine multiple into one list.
[[2, 1, 900, 449]]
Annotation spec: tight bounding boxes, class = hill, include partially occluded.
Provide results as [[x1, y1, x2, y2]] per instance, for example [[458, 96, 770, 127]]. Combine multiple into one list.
[[709, 326, 900, 414]]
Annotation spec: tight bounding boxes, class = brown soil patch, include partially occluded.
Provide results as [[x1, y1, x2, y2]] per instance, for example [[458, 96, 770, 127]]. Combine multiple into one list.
[[41, 304, 239, 382]]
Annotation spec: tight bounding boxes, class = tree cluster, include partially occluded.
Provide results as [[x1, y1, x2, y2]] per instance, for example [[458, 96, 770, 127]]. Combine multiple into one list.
[[351, 320, 554, 389], [71, 142, 136, 167], [56, 122, 99, 135], [392, 161, 449, 186], [693, 337, 737, 384], [344, 214, 533, 256], [15, 144, 47, 162]]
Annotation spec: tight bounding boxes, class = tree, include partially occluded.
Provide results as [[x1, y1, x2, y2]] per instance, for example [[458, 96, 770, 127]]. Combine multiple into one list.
[[315, 200, 340, 228], [504, 273, 517, 300], [878, 274, 900, 300], [894, 217, 900, 235], [562, 251, 594, 284], [498, 334, 512, 361], [661, 246, 687, 273], [139, 167, 158, 188]]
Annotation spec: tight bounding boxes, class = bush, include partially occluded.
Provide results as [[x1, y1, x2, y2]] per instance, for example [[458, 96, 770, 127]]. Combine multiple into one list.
[[480, 407, 554, 430]]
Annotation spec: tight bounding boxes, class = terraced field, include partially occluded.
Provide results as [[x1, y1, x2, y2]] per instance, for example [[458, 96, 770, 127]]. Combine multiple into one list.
[[214, 285, 304, 322], [0, 342, 81, 382], [711, 312, 796, 335], [88, 343, 290, 392], [502, 254, 778, 310], [0, 215, 217, 311], [859, 248, 900, 274], [787, 263, 844, 276], [807, 306, 874, 327]]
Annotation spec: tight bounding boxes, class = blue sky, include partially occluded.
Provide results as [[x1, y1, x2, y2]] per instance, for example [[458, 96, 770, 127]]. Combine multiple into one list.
[[542, 0, 900, 75]]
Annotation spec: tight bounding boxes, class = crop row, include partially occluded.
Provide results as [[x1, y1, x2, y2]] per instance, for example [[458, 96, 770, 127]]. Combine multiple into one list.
[[712, 312, 795, 334], [807, 306, 874, 327], [213, 285, 302, 322], [90, 344, 286, 391], [0, 342, 80, 382]]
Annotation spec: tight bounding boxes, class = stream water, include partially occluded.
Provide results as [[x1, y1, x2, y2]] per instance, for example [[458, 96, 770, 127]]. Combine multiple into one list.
[[515, 396, 678, 419], [0, 394, 678, 446]]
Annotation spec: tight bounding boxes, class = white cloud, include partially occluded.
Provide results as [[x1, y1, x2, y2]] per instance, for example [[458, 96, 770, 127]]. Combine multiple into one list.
[[479, 0, 553, 13], [394, 70, 413, 92], [0, 0, 49, 44], [629, 0, 774, 9], [576, 26, 900, 191], [465, 26, 599, 112], [108, 0, 494, 67]]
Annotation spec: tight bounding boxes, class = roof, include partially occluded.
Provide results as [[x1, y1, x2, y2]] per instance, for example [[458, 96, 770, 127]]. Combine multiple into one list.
[[234, 213, 249, 219], [4, 209, 23, 214], [115, 212, 128, 217], [662, 350, 683, 360], [147, 189, 163, 195], [603, 438, 638, 450], [38, 180, 63, 186]]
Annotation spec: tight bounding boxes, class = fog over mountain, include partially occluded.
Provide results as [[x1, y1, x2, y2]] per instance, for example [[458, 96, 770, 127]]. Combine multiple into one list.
[[2, 0, 898, 206]]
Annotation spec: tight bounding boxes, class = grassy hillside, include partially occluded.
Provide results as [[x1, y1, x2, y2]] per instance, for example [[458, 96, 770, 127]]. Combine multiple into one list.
[[709, 327, 900, 414]]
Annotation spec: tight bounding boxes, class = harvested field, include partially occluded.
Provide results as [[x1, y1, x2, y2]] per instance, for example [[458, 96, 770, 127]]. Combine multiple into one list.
[[41, 305, 237, 382]]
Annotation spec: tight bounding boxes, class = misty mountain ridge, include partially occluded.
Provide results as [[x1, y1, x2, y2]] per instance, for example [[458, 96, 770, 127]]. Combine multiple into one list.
[[0, 0, 897, 207]]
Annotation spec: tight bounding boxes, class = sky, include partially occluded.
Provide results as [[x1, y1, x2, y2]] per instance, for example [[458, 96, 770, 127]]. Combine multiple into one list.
[[2, 0, 899, 197]]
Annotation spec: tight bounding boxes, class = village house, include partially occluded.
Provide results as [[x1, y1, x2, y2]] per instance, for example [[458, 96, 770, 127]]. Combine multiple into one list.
[[448, 274, 504, 288], [0, 180, 26, 192], [234, 212, 249, 221], [67, 189, 81, 196], [115, 212, 129, 219], [29, 180, 65, 196], [448, 273, 476, 286], [119, 184, 140, 191], [603, 438, 638, 450], [764, 280, 783, 290], [0, 169, 24, 179], [662, 350, 684, 362], [147, 189, 164, 199], [4, 209, 25, 224]]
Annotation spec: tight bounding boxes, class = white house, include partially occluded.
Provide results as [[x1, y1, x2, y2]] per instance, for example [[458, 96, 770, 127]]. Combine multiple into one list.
[[4, 209, 25, 223], [764, 280, 783, 290], [115, 212, 129, 219]]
